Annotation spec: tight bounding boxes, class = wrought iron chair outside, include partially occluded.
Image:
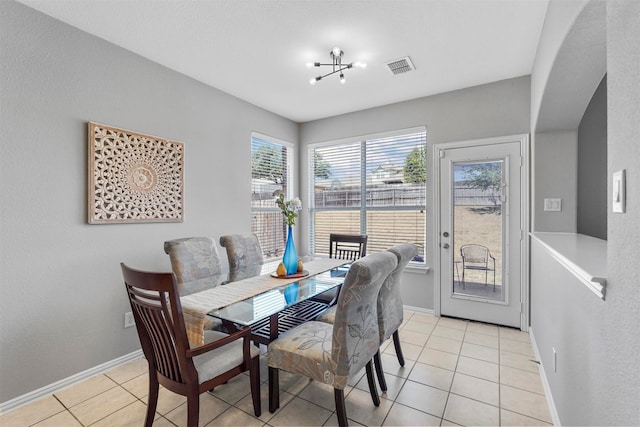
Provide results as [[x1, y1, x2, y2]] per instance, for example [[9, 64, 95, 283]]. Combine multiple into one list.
[[460, 244, 496, 291], [267, 251, 397, 427], [121, 263, 261, 427]]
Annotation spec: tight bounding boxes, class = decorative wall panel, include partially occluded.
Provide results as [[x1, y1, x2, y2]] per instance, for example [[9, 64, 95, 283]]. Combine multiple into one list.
[[88, 122, 184, 224]]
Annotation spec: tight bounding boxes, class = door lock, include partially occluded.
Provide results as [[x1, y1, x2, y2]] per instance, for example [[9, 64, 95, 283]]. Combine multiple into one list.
[[442, 243, 450, 249]]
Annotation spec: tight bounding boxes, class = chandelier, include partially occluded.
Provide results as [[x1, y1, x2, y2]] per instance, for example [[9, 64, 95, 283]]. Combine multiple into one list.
[[307, 47, 367, 85]]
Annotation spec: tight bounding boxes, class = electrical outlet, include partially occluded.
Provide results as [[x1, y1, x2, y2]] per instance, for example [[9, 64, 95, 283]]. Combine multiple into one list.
[[124, 312, 135, 328], [552, 347, 557, 372]]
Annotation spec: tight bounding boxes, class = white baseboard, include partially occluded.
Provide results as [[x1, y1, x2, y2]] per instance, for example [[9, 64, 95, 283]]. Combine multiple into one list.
[[529, 327, 561, 426], [404, 305, 434, 315], [0, 350, 143, 415]]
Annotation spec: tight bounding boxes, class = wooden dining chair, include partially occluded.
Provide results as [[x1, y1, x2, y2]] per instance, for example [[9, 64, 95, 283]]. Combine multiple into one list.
[[121, 263, 261, 427], [267, 251, 397, 427]]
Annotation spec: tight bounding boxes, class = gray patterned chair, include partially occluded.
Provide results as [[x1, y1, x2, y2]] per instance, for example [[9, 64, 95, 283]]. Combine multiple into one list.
[[219, 233, 264, 275], [267, 251, 397, 427], [372, 243, 418, 391], [164, 237, 224, 294], [316, 243, 417, 392]]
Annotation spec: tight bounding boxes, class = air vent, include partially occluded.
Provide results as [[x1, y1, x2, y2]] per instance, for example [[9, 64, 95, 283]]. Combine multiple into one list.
[[385, 56, 415, 75]]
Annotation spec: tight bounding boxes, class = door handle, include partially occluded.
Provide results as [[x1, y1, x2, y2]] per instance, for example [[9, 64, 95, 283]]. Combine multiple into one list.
[[442, 243, 450, 249]]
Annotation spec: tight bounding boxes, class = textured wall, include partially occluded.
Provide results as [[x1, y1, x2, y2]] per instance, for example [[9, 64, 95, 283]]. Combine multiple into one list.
[[0, 1, 297, 403]]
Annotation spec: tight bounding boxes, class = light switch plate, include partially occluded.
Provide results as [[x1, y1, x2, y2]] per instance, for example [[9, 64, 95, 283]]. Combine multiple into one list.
[[612, 170, 625, 213], [544, 198, 562, 212]]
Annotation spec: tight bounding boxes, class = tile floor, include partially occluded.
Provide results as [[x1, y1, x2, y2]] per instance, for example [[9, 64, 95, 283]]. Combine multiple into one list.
[[0, 311, 553, 426]]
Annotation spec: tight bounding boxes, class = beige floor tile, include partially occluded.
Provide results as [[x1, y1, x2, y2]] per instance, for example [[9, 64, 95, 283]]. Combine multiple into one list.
[[467, 321, 499, 336], [464, 331, 499, 349], [460, 342, 499, 363], [355, 372, 406, 401], [397, 328, 430, 346], [407, 362, 454, 391], [500, 337, 534, 357], [440, 420, 463, 426], [501, 408, 553, 426], [402, 319, 435, 334], [0, 396, 66, 427], [322, 412, 366, 426], [299, 380, 343, 411], [165, 392, 230, 427], [409, 313, 439, 325], [500, 384, 552, 424], [382, 402, 441, 426], [277, 370, 313, 394], [269, 396, 332, 426], [450, 372, 499, 406], [104, 358, 148, 384], [383, 341, 424, 361], [153, 386, 187, 415], [500, 350, 540, 373], [208, 374, 253, 405], [90, 400, 149, 427], [31, 409, 82, 427], [455, 356, 499, 382], [443, 393, 499, 426], [395, 380, 448, 418], [416, 348, 459, 371], [499, 327, 531, 343], [431, 325, 465, 341], [437, 317, 469, 331], [500, 365, 545, 395], [235, 384, 294, 424], [426, 335, 462, 355], [121, 373, 149, 399], [205, 406, 264, 427], [379, 352, 416, 378], [68, 386, 137, 426], [344, 387, 393, 427], [55, 374, 118, 408]]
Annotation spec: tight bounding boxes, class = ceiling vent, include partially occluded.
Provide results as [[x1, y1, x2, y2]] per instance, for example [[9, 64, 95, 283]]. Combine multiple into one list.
[[385, 56, 415, 75]]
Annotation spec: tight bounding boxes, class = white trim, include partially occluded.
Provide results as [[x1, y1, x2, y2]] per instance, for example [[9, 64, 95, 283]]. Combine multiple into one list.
[[0, 350, 143, 414], [307, 125, 427, 150], [529, 327, 561, 426], [433, 134, 530, 330], [403, 305, 435, 316]]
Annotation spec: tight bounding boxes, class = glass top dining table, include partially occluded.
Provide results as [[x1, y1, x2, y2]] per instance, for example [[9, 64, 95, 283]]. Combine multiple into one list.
[[179, 258, 349, 345]]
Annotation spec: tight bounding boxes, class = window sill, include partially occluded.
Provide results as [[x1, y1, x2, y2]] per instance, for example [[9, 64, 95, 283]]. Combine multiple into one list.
[[530, 232, 607, 300], [405, 264, 430, 274]]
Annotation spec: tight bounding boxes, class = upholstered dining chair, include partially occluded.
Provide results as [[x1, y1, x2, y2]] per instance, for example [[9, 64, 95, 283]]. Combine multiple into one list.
[[267, 251, 397, 427], [121, 263, 261, 427], [372, 243, 418, 391], [316, 243, 417, 392], [219, 233, 264, 274], [164, 237, 224, 295]]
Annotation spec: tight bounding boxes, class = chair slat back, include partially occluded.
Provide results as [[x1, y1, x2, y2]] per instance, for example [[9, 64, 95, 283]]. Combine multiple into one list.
[[331, 251, 397, 378], [460, 244, 490, 264], [122, 264, 193, 385], [329, 234, 367, 262]]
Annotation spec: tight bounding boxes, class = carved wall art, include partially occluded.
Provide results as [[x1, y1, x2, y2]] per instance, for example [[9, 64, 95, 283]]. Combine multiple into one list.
[[88, 122, 184, 224]]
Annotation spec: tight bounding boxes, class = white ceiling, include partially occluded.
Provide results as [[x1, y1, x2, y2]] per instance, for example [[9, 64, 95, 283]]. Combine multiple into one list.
[[17, 0, 549, 123]]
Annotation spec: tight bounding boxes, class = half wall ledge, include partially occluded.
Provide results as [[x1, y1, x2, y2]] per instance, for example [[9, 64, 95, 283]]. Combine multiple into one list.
[[530, 232, 607, 300]]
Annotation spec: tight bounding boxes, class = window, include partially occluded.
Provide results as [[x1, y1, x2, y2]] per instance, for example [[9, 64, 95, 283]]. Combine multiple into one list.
[[309, 128, 426, 264], [251, 133, 293, 259]]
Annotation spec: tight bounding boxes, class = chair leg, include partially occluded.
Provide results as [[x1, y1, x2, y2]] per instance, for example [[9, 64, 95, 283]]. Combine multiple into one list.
[[144, 372, 159, 427], [392, 330, 405, 367], [186, 388, 199, 427], [365, 360, 380, 407], [334, 388, 349, 427], [250, 356, 261, 417], [373, 351, 387, 392], [268, 366, 280, 413]]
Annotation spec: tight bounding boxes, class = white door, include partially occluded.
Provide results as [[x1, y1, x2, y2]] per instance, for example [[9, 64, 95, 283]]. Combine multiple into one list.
[[435, 136, 527, 329]]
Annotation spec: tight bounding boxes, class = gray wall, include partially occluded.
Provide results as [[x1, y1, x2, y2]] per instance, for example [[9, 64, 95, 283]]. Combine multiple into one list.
[[577, 75, 607, 240], [0, 1, 297, 403], [530, 0, 640, 424], [299, 76, 531, 315]]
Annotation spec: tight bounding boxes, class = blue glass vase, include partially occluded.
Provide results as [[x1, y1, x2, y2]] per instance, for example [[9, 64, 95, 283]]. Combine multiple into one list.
[[283, 283, 299, 304], [282, 225, 298, 275]]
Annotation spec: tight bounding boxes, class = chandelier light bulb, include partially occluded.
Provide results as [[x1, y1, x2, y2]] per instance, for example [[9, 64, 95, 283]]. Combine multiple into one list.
[[309, 77, 317, 85], [308, 47, 363, 84], [354, 61, 367, 69], [306, 62, 313, 68], [332, 46, 342, 57], [340, 73, 346, 84]]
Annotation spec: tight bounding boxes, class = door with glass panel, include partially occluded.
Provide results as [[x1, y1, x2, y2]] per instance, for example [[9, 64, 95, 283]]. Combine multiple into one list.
[[436, 137, 526, 328]]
